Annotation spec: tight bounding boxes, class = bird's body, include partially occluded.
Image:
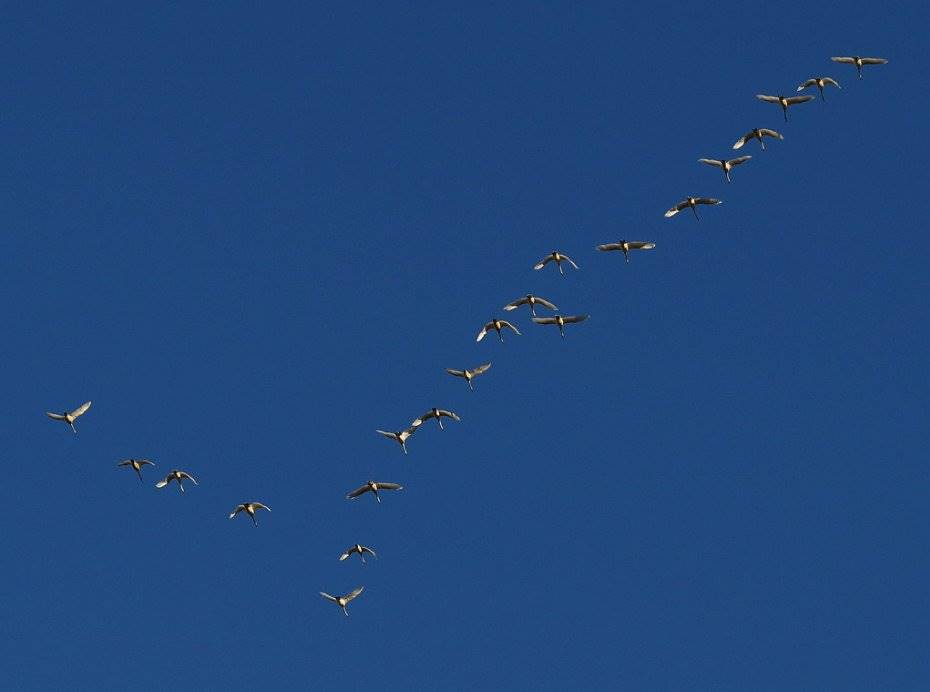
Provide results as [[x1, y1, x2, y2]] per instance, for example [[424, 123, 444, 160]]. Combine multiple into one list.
[[664, 197, 722, 220], [229, 502, 271, 526], [446, 362, 491, 391], [596, 241, 655, 262], [732, 128, 783, 150], [756, 94, 815, 121], [117, 458, 155, 482], [503, 294, 558, 317], [532, 313, 589, 337], [797, 76, 841, 100], [476, 318, 521, 343], [346, 480, 404, 504], [340, 544, 377, 563], [698, 156, 751, 183], [412, 407, 460, 430], [320, 587, 364, 616], [46, 400, 92, 433], [831, 56, 887, 79], [533, 251, 578, 276], [155, 469, 198, 494], [375, 426, 418, 454]]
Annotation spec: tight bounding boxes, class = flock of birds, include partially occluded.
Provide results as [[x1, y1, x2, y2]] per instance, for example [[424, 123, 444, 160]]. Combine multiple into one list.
[[44, 53, 887, 618]]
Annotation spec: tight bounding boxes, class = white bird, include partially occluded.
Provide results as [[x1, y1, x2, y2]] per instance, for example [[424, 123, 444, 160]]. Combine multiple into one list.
[[797, 76, 841, 101], [375, 426, 418, 454], [476, 318, 521, 343], [756, 94, 815, 122], [46, 400, 92, 433], [155, 469, 198, 494], [697, 156, 752, 183], [503, 294, 558, 317], [596, 241, 655, 262], [229, 502, 271, 526], [346, 480, 404, 504], [117, 458, 155, 482], [532, 314, 589, 337], [320, 587, 364, 616], [732, 128, 783, 151], [340, 544, 377, 564], [831, 56, 888, 79], [446, 362, 491, 391], [664, 197, 722, 220], [411, 408, 460, 430], [533, 251, 578, 276]]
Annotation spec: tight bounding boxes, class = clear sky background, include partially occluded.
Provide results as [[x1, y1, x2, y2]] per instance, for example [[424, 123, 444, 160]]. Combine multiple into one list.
[[2, 2, 928, 689]]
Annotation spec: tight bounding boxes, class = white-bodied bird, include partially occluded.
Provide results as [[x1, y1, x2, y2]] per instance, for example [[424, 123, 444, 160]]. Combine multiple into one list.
[[664, 197, 722, 220], [446, 362, 491, 391], [117, 458, 155, 482], [698, 156, 752, 183], [340, 544, 377, 564], [320, 587, 364, 616], [375, 426, 418, 454], [797, 76, 841, 101], [476, 318, 521, 343], [411, 408, 460, 430], [596, 241, 655, 262], [155, 469, 198, 494], [532, 314, 589, 337], [733, 128, 783, 150], [831, 56, 887, 79], [503, 294, 558, 317], [346, 480, 404, 504], [46, 400, 92, 433], [229, 502, 271, 526], [756, 94, 815, 122], [534, 251, 578, 276]]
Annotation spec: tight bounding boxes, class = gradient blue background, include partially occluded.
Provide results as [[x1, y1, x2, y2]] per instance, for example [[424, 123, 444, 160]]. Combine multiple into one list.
[[2, 2, 927, 689]]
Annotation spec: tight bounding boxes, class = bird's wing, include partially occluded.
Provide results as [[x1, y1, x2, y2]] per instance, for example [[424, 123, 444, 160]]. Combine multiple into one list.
[[597, 243, 622, 252], [439, 409, 460, 421], [346, 484, 370, 499], [69, 401, 92, 418], [117, 460, 132, 467], [339, 550, 352, 561], [756, 94, 780, 103], [140, 460, 155, 467], [831, 56, 856, 64], [400, 426, 418, 440], [759, 129, 783, 140], [562, 314, 589, 324], [797, 78, 817, 90], [320, 592, 339, 603], [532, 316, 558, 325], [822, 77, 841, 88], [727, 156, 752, 166], [698, 158, 723, 168], [502, 298, 526, 310], [664, 200, 688, 217], [500, 320, 521, 335], [345, 586, 364, 602], [229, 506, 244, 519], [785, 95, 814, 105], [155, 478, 170, 488], [475, 323, 491, 342], [732, 132, 750, 150], [562, 254, 579, 269], [253, 503, 271, 512], [533, 255, 553, 270], [178, 472, 198, 484], [377, 482, 403, 490], [628, 242, 655, 250], [46, 412, 67, 420], [375, 429, 397, 441], [445, 368, 465, 377], [361, 546, 377, 557], [860, 57, 888, 65], [471, 363, 492, 375], [412, 410, 437, 426], [695, 198, 722, 206], [533, 296, 558, 310]]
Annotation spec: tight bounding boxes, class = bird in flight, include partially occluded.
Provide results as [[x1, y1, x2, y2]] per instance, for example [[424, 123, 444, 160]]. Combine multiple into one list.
[[756, 94, 815, 122], [503, 294, 558, 317], [411, 408, 460, 430], [797, 76, 841, 101], [831, 56, 887, 79], [664, 197, 722, 220], [596, 241, 655, 263], [46, 400, 92, 433], [534, 251, 578, 276], [375, 426, 418, 454], [229, 502, 271, 526], [698, 156, 752, 183], [446, 362, 492, 391], [732, 128, 783, 151], [320, 587, 364, 616], [532, 314, 589, 338], [117, 458, 155, 482], [476, 318, 521, 343], [340, 544, 377, 564], [155, 469, 198, 494], [346, 480, 404, 504]]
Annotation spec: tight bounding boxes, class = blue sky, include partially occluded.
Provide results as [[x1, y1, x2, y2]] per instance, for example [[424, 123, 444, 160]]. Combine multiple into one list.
[[2, 2, 928, 689]]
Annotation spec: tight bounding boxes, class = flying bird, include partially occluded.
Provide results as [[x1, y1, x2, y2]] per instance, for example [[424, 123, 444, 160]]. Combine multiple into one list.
[[446, 362, 491, 391], [320, 587, 364, 616], [532, 314, 589, 338], [797, 76, 841, 100], [533, 251, 578, 276], [346, 480, 404, 504], [375, 426, 418, 454], [831, 56, 888, 79], [503, 294, 558, 317], [756, 94, 815, 121], [340, 544, 377, 564], [155, 469, 198, 494], [411, 408, 461, 430], [698, 156, 752, 183], [117, 458, 155, 482], [476, 318, 521, 343], [664, 197, 722, 220], [733, 128, 783, 150], [46, 400, 92, 433], [229, 502, 271, 526], [596, 241, 655, 262]]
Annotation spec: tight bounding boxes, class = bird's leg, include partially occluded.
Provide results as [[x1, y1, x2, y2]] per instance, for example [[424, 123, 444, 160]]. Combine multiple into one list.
[[251, 513, 257, 527], [760, 138, 766, 151], [401, 441, 407, 454], [375, 491, 381, 503], [530, 305, 537, 317], [725, 169, 731, 183], [497, 330, 503, 343], [691, 205, 699, 221], [361, 554, 366, 564], [468, 379, 474, 391], [623, 250, 629, 263], [136, 468, 143, 482], [343, 607, 349, 616], [179, 482, 185, 494], [559, 326, 565, 338], [438, 418, 444, 430], [782, 106, 788, 122], [819, 86, 825, 101], [558, 262, 564, 276], [70, 421, 77, 433]]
